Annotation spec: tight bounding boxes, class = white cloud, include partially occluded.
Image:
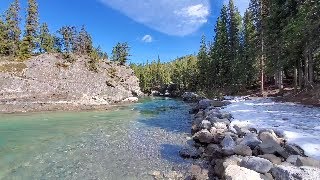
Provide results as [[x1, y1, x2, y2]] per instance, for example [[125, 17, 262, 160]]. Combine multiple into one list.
[[99, 0, 210, 36], [141, 35, 153, 43]]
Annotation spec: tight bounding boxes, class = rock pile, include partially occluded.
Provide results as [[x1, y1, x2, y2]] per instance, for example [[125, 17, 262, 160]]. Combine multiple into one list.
[[182, 98, 320, 180]]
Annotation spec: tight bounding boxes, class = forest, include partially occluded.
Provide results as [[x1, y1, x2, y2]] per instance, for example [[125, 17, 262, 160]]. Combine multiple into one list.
[[0, 0, 130, 67], [132, 0, 320, 95]]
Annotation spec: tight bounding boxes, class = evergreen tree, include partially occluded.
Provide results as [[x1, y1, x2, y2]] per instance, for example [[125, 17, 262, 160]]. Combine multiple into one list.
[[39, 23, 54, 53], [197, 35, 208, 89], [0, 18, 6, 55], [76, 26, 93, 55], [111, 42, 130, 65], [5, 0, 21, 57], [227, 0, 242, 85], [242, 10, 257, 86], [21, 0, 39, 58]]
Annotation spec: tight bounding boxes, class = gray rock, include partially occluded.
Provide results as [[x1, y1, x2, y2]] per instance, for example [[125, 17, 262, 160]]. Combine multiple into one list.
[[234, 125, 251, 137], [182, 92, 201, 102], [225, 165, 264, 180], [296, 156, 320, 168], [240, 156, 273, 174], [205, 144, 223, 158], [206, 111, 223, 121], [200, 120, 212, 130], [214, 156, 242, 177], [258, 154, 282, 165], [211, 100, 229, 107], [259, 131, 282, 144], [222, 112, 233, 120], [234, 144, 253, 156], [213, 122, 228, 130], [260, 173, 274, 180], [284, 144, 305, 156], [271, 165, 320, 180], [188, 165, 209, 180], [221, 134, 236, 156], [198, 99, 213, 109], [259, 140, 289, 159], [179, 147, 201, 159], [286, 155, 300, 165], [193, 129, 214, 144], [240, 133, 262, 149]]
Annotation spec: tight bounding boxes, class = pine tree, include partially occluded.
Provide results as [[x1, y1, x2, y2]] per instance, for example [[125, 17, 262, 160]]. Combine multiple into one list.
[[39, 23, 54, 53], [242, 10, 257, 86], [21, 0, 39, 58], [197, 35, 208, 89], [5, 0, 21, 57], [227, 0, 242, 85], [111, 42, 130, 65], [0, 18, 6, 55], [213, 5, 230, 87], [77, 26, 93, 55]]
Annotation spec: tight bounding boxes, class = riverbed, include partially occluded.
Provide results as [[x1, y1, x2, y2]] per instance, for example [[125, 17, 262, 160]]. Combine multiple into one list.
[[223, 97, 320, 160], [0, 98, 193, 180]]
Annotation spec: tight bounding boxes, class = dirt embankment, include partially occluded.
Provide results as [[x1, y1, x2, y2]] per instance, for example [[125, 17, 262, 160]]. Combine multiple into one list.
[[0, 53, 143, 113]]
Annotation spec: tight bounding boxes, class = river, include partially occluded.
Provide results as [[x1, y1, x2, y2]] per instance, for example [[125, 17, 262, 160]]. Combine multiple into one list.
[[0, 98, 193, 180]]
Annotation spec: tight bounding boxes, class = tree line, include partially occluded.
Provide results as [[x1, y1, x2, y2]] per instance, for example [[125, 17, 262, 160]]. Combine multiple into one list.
[[199, 0, 319, 94], [133, 0, 320, 95], [0, 0, 130, 66]]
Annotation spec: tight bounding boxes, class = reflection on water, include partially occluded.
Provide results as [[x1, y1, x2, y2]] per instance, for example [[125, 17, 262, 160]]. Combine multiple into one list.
[[0, 97, 192, 179]]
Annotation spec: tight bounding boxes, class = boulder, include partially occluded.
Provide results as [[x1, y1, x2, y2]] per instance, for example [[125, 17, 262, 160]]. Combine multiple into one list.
[[259, 140, 289, 159], [206, 111, 223, 121], [260, 173, 274, 180], [221, 134, 236, 156], [210, 128, 226, 144], [234, 144, 253, 156], [234, 125, 251, 137], [214, 156, 242, 177], [284, 144, 305, 156], [122, 97, 139, 102], [222, 112, 233, 120], [286, 155, 300, 165], [296, 156, 320, 168], [259, 131, 282, 144], [240, 156, 273, 174], [271, 165, 320, 180], [240, 133, 262, 149], [182, 92, 201, 102], [198, 99, 213, 109], [205, 144, 223, 158], [200, 120, 212, 130], [224, 165, 263, 180], [188, 165, 209, 180], [211, 100, 228, 107], [193, 129, 214, 144], [179, 147, 201, 159], [212, 122, 228, 130], [258, 154, 282, 165]]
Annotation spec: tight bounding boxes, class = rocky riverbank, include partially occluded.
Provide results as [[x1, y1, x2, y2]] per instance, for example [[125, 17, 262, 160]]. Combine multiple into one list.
[[182, 96, 320, 180], [0, 53, 142, 113]]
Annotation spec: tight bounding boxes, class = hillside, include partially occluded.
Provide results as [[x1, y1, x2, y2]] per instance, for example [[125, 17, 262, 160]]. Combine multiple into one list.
[[0, 54, 142, 113]]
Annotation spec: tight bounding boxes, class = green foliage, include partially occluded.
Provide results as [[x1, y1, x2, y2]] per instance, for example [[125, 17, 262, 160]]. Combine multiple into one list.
[[111, 42, 130, 65], [39, 23, 54, 53], [131, 55, 198, 93]]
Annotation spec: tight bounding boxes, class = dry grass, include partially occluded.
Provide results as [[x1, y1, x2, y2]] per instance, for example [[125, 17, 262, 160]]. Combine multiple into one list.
[[0, 62, 27, 73]]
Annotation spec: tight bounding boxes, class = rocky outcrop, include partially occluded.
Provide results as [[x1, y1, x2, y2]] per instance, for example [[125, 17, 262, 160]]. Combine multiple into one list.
[[182, 98, 320, 180], [0, 54, 142, 113]]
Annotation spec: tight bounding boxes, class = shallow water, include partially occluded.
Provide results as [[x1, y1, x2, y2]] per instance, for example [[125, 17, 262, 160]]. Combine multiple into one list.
[[0, 98, 192, 180], [224, 97, 320, 159]]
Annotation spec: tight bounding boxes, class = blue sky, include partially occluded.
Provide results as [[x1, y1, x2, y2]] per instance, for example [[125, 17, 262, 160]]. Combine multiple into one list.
[[0, 0, 249, 63]]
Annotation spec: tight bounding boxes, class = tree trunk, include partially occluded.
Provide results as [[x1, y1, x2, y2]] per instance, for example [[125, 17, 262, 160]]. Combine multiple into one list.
[[299, 60, 303, 88], [278, 70, 283, 93], [308, 50, 314, 86], [261, 32, 265, 95], [304, 48, 309, 87], [294, 64, 298, 93]]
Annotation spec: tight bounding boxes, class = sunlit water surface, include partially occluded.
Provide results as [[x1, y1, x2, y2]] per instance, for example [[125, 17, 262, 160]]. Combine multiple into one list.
[[0, 98, 192, 180]]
